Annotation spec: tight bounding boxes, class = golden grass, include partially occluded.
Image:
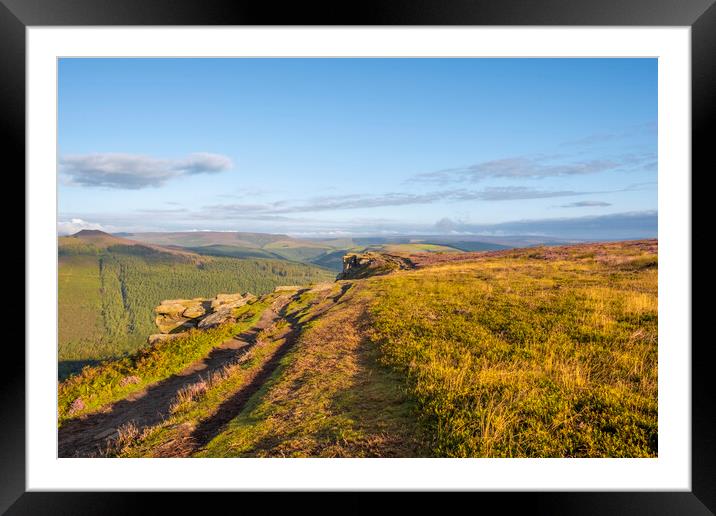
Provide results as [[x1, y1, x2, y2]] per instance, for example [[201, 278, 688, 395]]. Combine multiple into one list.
[[96, 240, 658, 458], [366, 243, 658, 457]]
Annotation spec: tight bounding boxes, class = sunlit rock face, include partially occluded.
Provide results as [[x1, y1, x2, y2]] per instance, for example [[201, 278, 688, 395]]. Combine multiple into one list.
[[337, 252, 413, 280], [148, 292, 256, 343]]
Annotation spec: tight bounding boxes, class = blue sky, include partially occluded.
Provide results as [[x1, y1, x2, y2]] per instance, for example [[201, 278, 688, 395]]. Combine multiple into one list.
[[58, 58, 657, 239]]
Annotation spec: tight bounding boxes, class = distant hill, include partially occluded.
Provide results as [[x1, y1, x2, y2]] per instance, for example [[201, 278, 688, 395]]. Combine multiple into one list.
[[70, 229, 137, 247], [117, 231, 295, 248], [118, 231, 344, 269], [61, 230, 201, 262]]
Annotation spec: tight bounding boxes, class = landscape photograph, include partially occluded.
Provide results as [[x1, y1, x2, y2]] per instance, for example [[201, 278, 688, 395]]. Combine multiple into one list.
[[57, 57, 658, 458]]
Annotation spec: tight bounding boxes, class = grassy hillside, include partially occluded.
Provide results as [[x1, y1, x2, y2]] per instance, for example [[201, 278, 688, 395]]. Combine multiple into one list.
[[367, 240, 658, 457], [58, 239, 658, 458], [123, 231, 346, 269], [58, 233, 335, 378]]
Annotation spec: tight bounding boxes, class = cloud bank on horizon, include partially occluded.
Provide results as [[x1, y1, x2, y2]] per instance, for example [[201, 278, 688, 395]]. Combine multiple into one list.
[[57, 210, 657, 241], [58, 58, 657, 240]]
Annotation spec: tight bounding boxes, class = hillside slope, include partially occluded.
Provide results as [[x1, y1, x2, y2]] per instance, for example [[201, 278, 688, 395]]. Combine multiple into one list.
[[58, 239, 658, 458], [119, 231, 342, 267]]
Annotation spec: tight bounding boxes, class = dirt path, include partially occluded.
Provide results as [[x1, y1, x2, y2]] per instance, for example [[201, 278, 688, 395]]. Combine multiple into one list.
[[178, 313, 302, 455], [154, 283, 354, 457], [57, 296, 290, 458]]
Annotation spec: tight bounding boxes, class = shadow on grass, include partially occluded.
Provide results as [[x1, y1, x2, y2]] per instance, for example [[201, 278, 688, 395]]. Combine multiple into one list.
[[57, 326, 265, 458], [197, 293, 429, 458], [185, 305, 303, 453], [320, 309, 430, 457]]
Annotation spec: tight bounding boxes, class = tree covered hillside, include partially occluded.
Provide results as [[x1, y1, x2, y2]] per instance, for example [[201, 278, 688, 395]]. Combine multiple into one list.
[[58, 234, 335, 379]]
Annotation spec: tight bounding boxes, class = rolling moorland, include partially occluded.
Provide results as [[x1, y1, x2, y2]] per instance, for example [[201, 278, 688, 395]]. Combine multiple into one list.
[[57, 238, 657, 458]]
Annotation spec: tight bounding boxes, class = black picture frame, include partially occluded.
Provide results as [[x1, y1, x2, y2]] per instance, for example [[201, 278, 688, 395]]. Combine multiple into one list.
[[3, 0, 711, 514]]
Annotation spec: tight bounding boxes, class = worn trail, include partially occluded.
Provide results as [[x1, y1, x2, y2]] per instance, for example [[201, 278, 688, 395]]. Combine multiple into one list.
[[154, 283, 353, 457]]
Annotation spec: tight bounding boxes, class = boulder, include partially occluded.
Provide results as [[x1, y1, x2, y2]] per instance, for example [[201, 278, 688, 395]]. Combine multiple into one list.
[[337, 252, 412, 280], [155, 302, 189, 317], [211, 293, 249, 310], [182, 304, 207, 319], [197, 308, 234, 329], [151, 291, 256, 336], [154, 314, 192, 334], [155, 298, 204, 314], [154, 298, 206, 334]]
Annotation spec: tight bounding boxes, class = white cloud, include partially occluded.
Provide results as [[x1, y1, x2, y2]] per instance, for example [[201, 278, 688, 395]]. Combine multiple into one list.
[[60, 152, 233, 189]]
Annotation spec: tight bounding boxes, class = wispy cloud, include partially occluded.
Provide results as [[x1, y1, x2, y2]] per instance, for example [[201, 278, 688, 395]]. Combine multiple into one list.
[[60, 152, 233, 189], [136, 208, 189, 214], [561, 121, 657, 147], [201, 187, 602, 217], [474, 187, 593, 201], [558, 200, 612, 208], [413, 152, 656, 185]]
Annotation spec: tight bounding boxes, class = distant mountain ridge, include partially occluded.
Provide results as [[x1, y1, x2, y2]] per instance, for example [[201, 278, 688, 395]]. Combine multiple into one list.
[[108, 230, 529, 271]]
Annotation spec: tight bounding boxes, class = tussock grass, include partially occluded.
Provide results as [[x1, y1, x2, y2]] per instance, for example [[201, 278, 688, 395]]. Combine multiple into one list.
[[367, 242, 658, 457]]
